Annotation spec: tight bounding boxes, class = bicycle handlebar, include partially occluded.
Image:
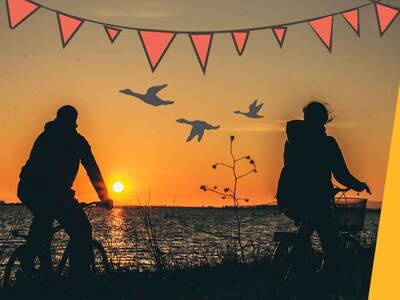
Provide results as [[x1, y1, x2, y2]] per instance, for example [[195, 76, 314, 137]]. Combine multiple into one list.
[[80, 201, 104, 209], [333, 187, 351, 195], [11, 201, 108, 239]]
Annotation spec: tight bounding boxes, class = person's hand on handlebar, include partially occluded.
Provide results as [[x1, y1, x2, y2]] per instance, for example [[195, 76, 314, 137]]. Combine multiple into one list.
[[359, 182, 371, 194], [352, 182, 371, 194], [100, 198, 113, 210], [333, 186, 350, 195], [334, 182, 371, 195]]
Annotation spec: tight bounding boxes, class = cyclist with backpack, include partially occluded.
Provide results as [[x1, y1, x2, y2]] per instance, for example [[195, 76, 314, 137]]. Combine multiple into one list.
[[276, 101, 371, 290]]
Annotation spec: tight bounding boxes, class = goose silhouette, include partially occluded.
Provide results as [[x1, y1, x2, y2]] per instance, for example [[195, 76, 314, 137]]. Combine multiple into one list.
[[119, 84, 174, 106], [234, 100, 264, 118], [176, 118, 220, 142]]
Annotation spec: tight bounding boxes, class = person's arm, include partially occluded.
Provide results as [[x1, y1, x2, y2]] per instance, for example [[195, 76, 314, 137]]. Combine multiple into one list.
[[329, 137, 370, 193], [79, 137, 112, 206]]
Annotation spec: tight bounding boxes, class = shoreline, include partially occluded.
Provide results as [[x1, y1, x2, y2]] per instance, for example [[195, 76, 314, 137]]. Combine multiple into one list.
[[1, 247, 375, 300], [0, 202, 382, 211]]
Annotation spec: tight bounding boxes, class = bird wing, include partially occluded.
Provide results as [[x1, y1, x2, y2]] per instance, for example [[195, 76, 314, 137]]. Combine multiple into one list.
[[147, 84, 168, 96], [249, 100, 258, 111], [255, 102, 264, 113], [197, 129, 205, 142], [187, 127, 198, 142]]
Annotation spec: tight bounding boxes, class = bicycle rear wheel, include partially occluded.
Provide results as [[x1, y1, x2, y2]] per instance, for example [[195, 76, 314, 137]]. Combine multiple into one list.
[[2, 245, 44, 292], [271, 242, 296, 300], [57, 239, 111, 278]]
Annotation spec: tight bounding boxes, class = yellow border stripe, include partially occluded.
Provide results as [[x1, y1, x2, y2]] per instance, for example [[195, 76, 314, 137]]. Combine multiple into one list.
[[369, 86, 400, 299]]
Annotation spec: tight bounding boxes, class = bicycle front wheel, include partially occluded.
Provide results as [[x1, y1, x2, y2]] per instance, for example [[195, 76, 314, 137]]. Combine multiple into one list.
[[91, 240, 111, 276], [57, 239, 111, 278]]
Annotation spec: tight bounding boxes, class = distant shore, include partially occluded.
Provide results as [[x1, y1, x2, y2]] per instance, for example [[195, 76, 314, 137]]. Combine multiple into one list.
[[0, 200, 382, 210]]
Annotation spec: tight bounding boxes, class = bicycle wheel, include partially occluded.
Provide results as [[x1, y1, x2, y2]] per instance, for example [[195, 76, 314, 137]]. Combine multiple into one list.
[[337, 257, 367, 300], [57, 239, 111, 278], [338, 235, 368, 300], [2, 245, 43, 292], [91, 240, 111, 276], [271, 242, 296, 300]]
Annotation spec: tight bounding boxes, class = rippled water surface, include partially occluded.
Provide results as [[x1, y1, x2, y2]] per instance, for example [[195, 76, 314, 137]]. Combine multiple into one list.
[[0, 205, 379, 275]]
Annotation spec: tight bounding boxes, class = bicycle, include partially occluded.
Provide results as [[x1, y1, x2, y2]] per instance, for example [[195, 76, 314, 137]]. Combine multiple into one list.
[[271, 187, 368, 300], [2, 201, 111, 292]]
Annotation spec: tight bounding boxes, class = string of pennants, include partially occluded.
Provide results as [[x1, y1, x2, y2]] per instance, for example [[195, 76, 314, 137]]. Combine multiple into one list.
[[5, 0, 400, 74]]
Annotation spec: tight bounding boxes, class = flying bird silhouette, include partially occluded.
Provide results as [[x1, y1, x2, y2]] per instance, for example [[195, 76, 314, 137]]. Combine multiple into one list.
[[119, 84, 174, 106], [234, 99, 264, 118], [176, 119, 220, 142]]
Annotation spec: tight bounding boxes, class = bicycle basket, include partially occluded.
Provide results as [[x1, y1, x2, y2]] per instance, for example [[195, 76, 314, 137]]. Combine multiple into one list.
[[333, 197, 367, 233]]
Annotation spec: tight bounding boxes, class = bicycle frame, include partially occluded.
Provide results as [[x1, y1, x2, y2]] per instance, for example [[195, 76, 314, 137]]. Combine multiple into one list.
[[273, 186, 367, 269], [11, 201, 100, 240], [9, 201, 102, 271]]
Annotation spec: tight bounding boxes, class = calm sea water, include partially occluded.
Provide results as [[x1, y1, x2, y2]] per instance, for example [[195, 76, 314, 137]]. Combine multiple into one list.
[[0, 205, 379, 275]]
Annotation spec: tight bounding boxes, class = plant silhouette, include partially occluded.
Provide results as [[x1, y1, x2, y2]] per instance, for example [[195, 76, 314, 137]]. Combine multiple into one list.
[[137, 191, 166, 272], [200, 135, 257, 262]]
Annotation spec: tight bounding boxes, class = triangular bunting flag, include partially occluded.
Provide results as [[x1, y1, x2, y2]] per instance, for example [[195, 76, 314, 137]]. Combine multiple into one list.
[[231, 31, 249, 55], [104, 26, 121, 43], [375, 3, 399, 36], [6, 0, 40, 29], [57, 13, 84, 48], [138, 30, 176, 72], [342, 9, 360, 36], [189, 33, 213, 74], [272, 27, 287, 48], [309, 16, 333, 52]]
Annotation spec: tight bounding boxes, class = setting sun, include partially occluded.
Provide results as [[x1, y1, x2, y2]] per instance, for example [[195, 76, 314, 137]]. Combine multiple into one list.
[[112, 181, 124, 193]]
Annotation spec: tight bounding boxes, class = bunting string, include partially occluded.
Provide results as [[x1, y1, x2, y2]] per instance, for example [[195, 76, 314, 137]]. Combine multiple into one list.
[[5, 0, 400, 73]]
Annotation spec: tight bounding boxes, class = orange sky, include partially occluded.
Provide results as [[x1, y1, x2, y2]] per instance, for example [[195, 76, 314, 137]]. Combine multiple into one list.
[[0, 0, 399, 206]]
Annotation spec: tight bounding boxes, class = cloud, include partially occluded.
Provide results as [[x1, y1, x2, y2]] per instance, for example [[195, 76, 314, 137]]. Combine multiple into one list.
[[224, 120, 285, 133], [327, 121, 360, 131], [228, 120, 361, 134]]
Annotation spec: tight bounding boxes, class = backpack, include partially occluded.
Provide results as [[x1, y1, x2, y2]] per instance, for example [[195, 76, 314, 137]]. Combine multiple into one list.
[[276, 165, 304, 220]]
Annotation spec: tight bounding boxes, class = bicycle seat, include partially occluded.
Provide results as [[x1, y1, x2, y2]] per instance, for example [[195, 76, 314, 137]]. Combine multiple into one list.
[[273, 231, 298, 243]]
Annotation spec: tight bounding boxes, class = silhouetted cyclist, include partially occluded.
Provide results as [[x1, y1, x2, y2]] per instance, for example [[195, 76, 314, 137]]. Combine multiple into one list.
[[17, 105, 113, 289], [278, 101, 371, 294]]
